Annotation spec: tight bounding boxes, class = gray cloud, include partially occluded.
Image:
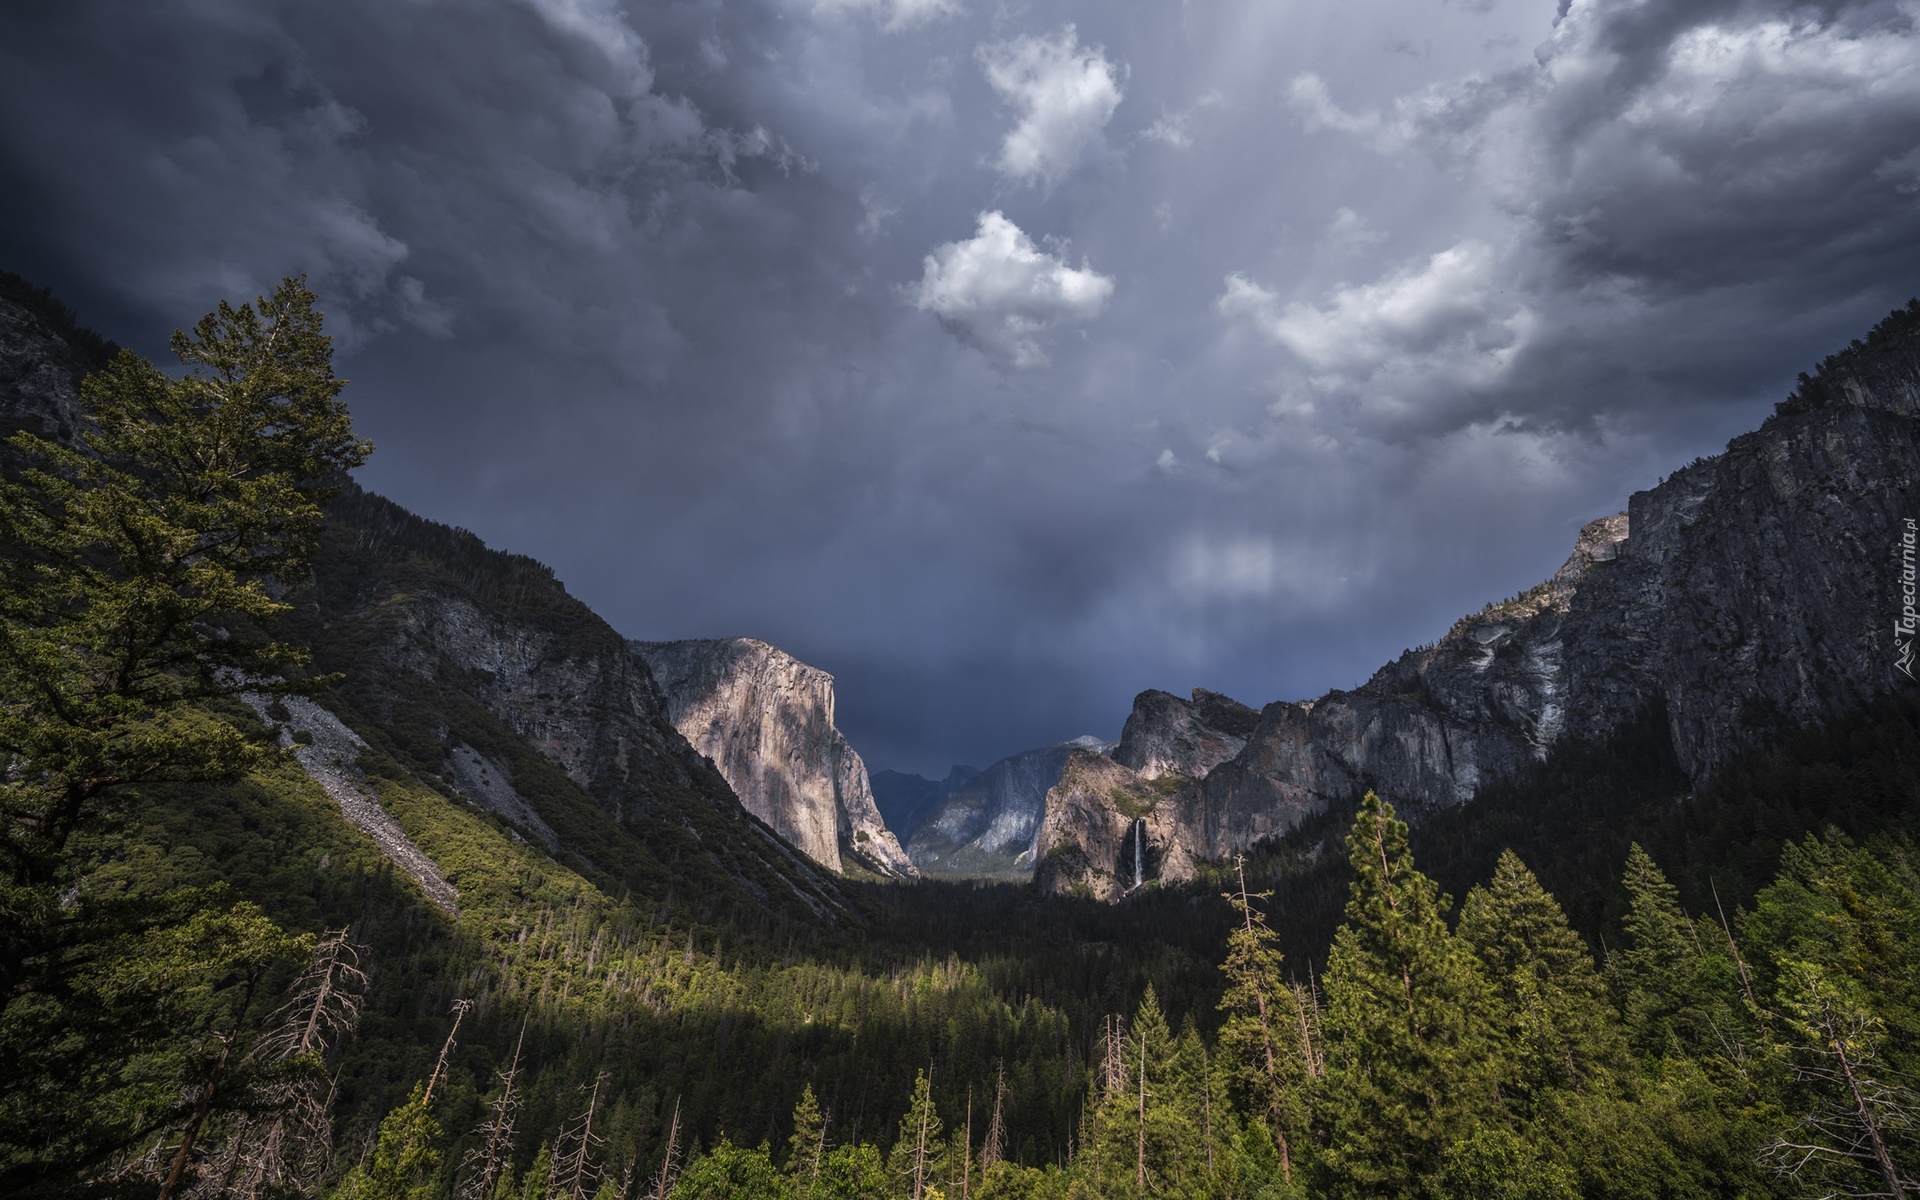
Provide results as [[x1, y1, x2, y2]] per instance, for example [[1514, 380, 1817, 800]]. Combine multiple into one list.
[[3, 0, 1916, 775]]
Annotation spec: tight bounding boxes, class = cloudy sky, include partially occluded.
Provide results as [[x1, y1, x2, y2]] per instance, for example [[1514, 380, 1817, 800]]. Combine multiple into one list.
[[4, 0, 1919, 776]]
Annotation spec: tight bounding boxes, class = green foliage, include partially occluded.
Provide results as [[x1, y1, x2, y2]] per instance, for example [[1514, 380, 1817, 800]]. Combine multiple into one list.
[[1216, 863, 1312, 1179], [1458, 849, 1623, 1110], [1435, 1127, 1578, 1200], [1316, 793, 1498, 1199], [332, 1083, 447, 1200], [669, 1137, 791, 1200]]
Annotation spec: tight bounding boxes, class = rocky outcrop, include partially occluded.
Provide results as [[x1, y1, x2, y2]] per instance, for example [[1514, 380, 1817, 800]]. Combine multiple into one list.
[[1113, 688, 1259, 781], [0, 277, 857, 924], [633, 638, 915, 878], [1038, 302, 1920, 896], [0, 278, 108, 445], [905, 736, 1113, 878], [1031, 751, 1196, 901]]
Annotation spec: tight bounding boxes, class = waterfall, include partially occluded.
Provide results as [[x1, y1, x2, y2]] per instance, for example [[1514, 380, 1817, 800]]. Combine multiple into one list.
[[1133, 820, 1142, 889]]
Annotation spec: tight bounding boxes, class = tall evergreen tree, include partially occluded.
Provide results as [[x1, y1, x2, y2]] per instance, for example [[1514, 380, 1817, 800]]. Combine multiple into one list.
[[1317, 792, 1497, 1200], [890, 1069, 946, 1200], [1608, 844, 1746, 1061], [1217, 860, 1311, 1184], [1458, 850, 1623, 1110], [788, 1083, 829, 1193]]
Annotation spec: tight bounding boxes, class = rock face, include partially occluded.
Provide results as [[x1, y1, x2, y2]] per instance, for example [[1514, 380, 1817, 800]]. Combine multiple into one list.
[[0, 279, 107, 445], [871, 766, 979, 845], [633, 638, 916, 878], [905, 736, 1114, 878], [290, 486, 859, 921], [1113, 688, 1260, 781], [1038, 302, 1920, 896], [1032, 751, 1197, 901]]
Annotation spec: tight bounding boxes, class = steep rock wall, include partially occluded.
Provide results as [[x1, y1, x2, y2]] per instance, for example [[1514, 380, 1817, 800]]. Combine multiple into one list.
[[633, 638, 915, 878]]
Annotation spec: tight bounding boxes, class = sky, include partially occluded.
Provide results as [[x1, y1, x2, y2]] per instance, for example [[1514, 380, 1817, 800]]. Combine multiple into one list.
[[4, 0, 1919, 777]]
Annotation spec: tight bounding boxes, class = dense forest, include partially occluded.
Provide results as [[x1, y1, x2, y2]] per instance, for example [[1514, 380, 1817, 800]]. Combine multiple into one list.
[[1, 279, 1916, 1199]]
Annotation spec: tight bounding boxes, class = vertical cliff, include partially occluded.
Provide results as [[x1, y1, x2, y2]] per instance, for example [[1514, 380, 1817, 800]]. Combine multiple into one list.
[[904, 736, 1115, 878], [632, 638, 916, 878]]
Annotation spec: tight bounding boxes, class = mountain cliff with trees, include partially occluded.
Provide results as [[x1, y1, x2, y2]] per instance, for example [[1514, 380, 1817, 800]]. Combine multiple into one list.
[[1033, 316, 1920, 895], [0, 273, 1916, 1200]]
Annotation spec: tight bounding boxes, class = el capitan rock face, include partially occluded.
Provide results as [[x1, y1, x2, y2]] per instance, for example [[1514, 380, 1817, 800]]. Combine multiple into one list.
[[1037, 304, 1920, 897], [633, 637, 916, 877]]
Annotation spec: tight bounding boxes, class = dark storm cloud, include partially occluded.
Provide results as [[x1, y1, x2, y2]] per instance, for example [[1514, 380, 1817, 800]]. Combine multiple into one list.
[[3, 0, 1917, 775]]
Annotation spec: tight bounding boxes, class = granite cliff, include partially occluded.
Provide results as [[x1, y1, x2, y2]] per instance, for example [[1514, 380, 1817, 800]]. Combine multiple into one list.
[[1036, 302, 1920, 896], [904, 736, 1114, 878], [632, 638, 915, 878]]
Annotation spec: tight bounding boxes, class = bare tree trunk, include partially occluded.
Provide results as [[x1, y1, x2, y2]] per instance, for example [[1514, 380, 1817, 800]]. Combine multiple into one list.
[[650, 1099, 682, 1200], [424, 998, 473, 1106], [1833, 1033, 1908, 1200]]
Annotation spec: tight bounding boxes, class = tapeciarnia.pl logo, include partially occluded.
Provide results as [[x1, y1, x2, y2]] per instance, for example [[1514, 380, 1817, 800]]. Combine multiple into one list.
[[1899, 517, 1917, 680]]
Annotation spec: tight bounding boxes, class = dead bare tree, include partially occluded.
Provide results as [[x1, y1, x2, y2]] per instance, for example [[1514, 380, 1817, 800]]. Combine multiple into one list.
[[458, 1017, 528, 1200], [551, 1074, 608, 1200], [648, 1098, 683, 1200], [424, 998, 474, 1106], [1759, 964, 1917, 1199], [189, 930, 369, 1199], [980, 1062, 1006, 1173]]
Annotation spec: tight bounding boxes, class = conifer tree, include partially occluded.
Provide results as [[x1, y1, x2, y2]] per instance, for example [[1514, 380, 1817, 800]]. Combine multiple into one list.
[[890, 1070, 945, 1200], [459, 1018, 527, 1200], [1759, 960, 1919, 1198], [331, 1084, 446, 1200], [1608, 844, 1745, 1060], [788, 1084, 828, 1192], [1218, 858, 1309, 1182], [201, 928, 369, 1199], [1317, 792, 1497, 1199], [0, 276, 370, 1016], [1458, 850, 1622, 1110]]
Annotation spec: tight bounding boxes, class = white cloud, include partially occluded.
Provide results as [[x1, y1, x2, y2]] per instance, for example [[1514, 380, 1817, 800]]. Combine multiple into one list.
[[1287, 73, 1396, 145], [1140, 90, 1223, 149], [977, 27, 1126, 186], [1219, 241, 1535, 427], [814, 0, 960, 33], [906, 210, 1114, 368], [1324, 206, 1386, 251]]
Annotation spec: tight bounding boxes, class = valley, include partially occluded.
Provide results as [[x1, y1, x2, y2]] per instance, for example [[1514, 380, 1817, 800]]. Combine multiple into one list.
[[1, 273, 1917, 1199]]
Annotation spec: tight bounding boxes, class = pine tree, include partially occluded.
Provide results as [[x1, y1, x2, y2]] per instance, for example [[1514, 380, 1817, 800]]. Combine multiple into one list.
[[1759, 960, 1919, 1199], [1458, 850, 1623, 1110], [980, 1063, 1006, 1173], [1217, 857, 1310, 1183], [1081, 986, 1206, 1198], [200, 928, 369, 1199], [1317, 792, 1498, 1199], [890, 1070, 945, 1200], [551, 1075, 608, 1200], [1608, 844, 1745, 1060], [788, 1083, 828, 1192], [0, 276, 370, 1016], [331, 1084, 446, 1200], [459, 1018, 527, 1200]]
